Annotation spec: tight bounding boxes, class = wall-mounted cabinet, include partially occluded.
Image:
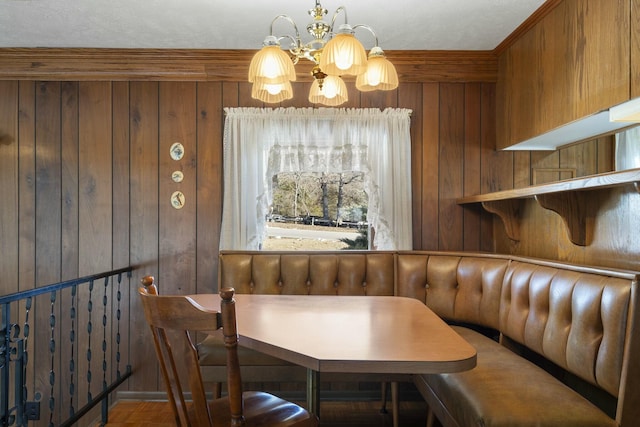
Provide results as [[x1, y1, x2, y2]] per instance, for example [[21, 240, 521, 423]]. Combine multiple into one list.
[[496, 0, 631, 150], [632, 0, 640, 98]]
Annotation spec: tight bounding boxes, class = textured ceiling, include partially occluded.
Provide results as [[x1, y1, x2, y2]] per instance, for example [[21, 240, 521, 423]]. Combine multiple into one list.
[[0, 0, 546, 50]]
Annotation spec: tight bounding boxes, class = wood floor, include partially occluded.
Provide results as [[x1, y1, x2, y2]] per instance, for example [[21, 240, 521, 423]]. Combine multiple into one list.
[[99, 399, 429, 427]]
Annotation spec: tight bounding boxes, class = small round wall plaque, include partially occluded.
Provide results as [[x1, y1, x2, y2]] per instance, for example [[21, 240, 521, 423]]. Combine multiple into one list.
[[170, 142, 184, 161], [170, 191, 185, 209], [171, 170, 184, 183]]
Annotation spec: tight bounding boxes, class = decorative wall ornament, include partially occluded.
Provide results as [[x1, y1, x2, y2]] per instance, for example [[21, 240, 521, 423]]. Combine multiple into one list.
[[169, 142, 184, 161], [170, 191, 185, 209]]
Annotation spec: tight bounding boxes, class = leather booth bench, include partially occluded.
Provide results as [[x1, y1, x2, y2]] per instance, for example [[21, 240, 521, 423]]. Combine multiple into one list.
[[198, 250, 640, 427]]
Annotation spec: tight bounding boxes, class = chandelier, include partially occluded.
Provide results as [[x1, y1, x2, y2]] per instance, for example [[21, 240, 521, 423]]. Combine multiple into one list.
[[248, 1, 399, 106]]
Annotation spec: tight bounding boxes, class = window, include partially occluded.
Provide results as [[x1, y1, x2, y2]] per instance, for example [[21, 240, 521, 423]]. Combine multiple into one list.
[[220, 107, 413, 250], [264, 171, 369, 250]]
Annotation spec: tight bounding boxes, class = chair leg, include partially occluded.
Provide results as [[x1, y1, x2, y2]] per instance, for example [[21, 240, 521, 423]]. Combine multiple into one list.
[[426, 406, 434, 427], [391, 381, 399, 427], [380, 382, 389, 413]]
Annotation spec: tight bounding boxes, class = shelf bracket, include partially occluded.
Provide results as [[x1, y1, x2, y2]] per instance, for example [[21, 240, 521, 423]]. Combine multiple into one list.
[[481, 200, 522, 242], [534, 192, 589, 246]]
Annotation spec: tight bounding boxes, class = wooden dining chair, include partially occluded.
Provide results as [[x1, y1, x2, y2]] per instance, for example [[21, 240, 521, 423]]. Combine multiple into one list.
[[138, 276, 318, 427]]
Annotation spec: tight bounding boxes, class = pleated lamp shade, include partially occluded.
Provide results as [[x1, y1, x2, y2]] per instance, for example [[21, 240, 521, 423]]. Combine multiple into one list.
[[251, 80, 294, 103], [355, 49, 399, 91], [308, 75, 348, 106], [319, 29, 367, 76], [248, 45, 297, 85]]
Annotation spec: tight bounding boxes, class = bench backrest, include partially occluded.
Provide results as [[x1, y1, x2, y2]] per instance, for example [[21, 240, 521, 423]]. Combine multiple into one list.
[[219, 251, 395, 296], [395, 252, 509, 331], [218, 250, 640, 425], [500, 260, 636, 399]]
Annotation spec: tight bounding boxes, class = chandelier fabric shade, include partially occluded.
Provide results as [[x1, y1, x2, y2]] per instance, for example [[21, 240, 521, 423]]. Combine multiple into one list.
[[248, 1, 398, 106]]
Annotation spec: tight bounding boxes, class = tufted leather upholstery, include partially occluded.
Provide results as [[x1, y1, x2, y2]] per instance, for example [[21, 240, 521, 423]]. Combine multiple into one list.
[[209, 250, 640, 427], [396, 253, 508, 330], [219, 251, 395, 295], [499, 261, 632, 398]]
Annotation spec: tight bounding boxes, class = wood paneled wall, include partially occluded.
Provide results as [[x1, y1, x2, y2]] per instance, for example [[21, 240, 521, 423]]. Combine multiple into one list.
[[490, 136, 640, 270], [0, 70, 498, 395]]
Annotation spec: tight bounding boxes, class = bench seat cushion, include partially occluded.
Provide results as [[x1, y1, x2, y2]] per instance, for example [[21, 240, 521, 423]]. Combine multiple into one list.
[[198, 331, 295, 366], [418, 326, 617, 427]]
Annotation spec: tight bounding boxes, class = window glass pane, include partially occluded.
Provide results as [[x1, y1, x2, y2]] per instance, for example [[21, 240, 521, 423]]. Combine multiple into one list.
[[264, 172, 369, 250]]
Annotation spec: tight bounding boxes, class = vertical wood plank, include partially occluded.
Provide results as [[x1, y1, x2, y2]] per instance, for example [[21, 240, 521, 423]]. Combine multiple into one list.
[[112, 82, 131, 269], [482, 83, 513, 253], [129, 81, 159, 391], [361, 90, 397, 109], [560, 140, 597, 177], [78, 81, 113, 274], [60, 82, 79, 281], [223, 82, 240, 108], [479, 83, 497, 252], [596, 135, 615, 173], [513, 152, 531, 188], [196, 82, 223, 293], [438, 83, 465, 251], [283, 81, 314, 108], [421, 83, 439, 250], [530, 150, 560, 184], [463, 83, 481, 251], [0, 81, 18, 291]]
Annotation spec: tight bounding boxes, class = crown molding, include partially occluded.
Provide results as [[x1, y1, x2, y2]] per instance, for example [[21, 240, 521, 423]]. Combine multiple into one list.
[[0, 48, 497, 82]]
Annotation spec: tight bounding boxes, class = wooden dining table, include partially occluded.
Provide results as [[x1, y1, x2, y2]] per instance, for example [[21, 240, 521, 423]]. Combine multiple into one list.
[[188, 293, 476, 417]]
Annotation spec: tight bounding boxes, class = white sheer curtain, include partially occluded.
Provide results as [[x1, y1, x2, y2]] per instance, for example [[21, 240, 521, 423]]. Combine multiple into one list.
[[220, 107, 413, 250]]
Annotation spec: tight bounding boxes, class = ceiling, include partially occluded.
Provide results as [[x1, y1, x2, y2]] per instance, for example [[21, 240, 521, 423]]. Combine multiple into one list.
[[0, 0, 546, 50]]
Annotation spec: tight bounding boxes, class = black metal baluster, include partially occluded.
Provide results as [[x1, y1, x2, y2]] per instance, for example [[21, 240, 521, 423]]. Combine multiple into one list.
[[19, 297, 32, 427], [48, 291, 56, 427], [115, 273, 123, 380], [100, 276, 109, 424], [86, 280, 94, 404], [0, 267, 133, 427], [68, 285, 77, 419]]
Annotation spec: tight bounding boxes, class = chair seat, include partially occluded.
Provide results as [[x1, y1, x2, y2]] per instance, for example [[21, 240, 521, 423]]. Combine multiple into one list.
[[207, 391, 316, 427]]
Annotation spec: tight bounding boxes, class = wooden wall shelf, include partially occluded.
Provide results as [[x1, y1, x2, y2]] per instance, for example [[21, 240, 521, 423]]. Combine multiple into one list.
[[457, 168, 640, 246]]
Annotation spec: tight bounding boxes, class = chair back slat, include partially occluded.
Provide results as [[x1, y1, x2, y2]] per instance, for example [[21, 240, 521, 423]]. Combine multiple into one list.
[[138, 275, 317, 427], [139, 277, 222, 426]]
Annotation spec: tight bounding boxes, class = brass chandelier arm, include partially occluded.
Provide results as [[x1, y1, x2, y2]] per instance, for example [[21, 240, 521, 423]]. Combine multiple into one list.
[[328, 6, 349, 34], [269, 15, 302, 48], [352, 24, 380, 49]]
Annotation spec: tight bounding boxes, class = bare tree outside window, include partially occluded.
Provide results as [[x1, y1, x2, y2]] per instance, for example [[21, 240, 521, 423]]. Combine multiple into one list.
[[265, 172, 369, 250]]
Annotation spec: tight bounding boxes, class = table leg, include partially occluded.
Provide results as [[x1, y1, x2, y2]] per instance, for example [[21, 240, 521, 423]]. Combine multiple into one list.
[[306, 368, 320, 417]]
